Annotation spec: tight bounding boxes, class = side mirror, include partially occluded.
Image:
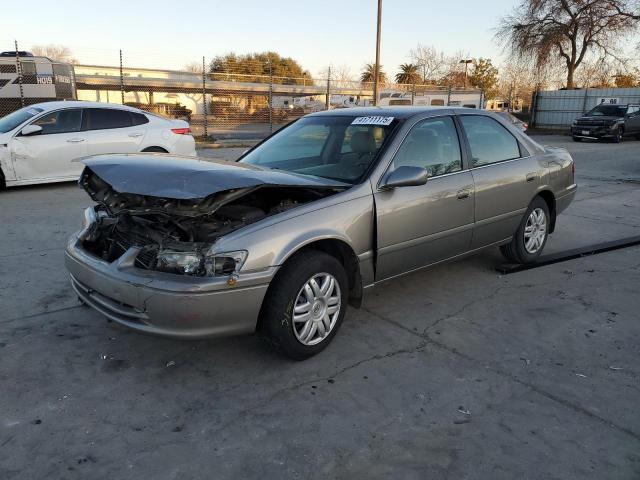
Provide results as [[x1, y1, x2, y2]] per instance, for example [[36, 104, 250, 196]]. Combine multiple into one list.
[[380, 166, 429, 190], [20, 125, 43, 136]]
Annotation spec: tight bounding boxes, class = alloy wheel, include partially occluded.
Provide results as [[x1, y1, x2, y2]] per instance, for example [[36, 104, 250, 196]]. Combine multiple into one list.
[[524, 207, 547, 254], [292, 273, 341, 346]]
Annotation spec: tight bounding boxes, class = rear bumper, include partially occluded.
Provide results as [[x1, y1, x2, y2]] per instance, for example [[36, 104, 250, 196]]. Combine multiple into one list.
[[173, 135, 197, 156], [65, 233, 274, 339], [556, 183, 577, 215]]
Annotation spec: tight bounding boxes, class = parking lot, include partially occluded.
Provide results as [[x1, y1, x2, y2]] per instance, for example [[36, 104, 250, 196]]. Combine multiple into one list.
[[1, 135, 639, 479]]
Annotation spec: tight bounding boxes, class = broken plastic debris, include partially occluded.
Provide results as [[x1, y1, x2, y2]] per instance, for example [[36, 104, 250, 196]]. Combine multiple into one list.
[[608, 366, 623, 371], [457, 406, 471, 416], [575, 373, 587, 378], [166, 360, 176, 367], [520, 357, 531, 365]]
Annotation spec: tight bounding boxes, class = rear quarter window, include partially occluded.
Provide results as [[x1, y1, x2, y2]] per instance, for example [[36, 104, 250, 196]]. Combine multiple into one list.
[[460, 115, 521, 167]]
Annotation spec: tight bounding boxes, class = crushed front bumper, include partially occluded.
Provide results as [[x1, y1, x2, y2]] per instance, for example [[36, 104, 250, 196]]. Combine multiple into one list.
[[65, 234, 275, 339]]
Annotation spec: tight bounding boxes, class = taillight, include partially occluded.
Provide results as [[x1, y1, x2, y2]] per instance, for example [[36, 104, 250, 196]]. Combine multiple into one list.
[[523, 123, 528, 129], [171, 128, 191, 135]]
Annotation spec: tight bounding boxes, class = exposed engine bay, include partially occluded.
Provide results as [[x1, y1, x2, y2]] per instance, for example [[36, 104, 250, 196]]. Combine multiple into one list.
[[78, 168, 344, 276]]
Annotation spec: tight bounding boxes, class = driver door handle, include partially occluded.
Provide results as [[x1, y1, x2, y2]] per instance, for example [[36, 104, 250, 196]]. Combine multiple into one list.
[[66, 138, 85, 143]]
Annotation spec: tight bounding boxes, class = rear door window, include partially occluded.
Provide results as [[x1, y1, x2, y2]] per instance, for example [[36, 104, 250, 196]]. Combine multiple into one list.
[[459, 115, 521, 167], [82, 108, 132, 131]]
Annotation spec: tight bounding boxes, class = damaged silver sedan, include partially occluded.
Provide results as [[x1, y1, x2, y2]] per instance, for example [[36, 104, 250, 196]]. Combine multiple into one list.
[[66, 108, 576, 359]]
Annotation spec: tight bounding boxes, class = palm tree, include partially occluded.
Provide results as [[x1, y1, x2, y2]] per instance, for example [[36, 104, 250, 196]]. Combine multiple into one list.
[[360, 63, 387, 84], [395, 63, 421, 85]]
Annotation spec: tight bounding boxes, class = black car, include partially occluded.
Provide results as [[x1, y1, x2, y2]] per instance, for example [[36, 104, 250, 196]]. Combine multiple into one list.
[[571, 104, 640, 142]]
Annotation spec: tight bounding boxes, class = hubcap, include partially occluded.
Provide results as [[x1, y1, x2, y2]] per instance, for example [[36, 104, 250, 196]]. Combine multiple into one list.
[[292, 273, 341, 346], [524, 207, 547, 254]]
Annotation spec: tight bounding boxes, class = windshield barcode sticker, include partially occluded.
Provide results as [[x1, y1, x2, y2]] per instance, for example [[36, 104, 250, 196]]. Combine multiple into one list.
[[351, 116, 394, 126]]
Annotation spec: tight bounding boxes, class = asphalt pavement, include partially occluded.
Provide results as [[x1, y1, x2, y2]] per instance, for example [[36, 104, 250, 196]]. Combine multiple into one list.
[[0, 135, 638, 479]]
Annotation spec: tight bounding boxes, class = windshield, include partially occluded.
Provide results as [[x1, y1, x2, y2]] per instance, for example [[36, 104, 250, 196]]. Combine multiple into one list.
[[586, 105, 627, 117], [239, 115, 397, 183], [0, 106, 44, 133]]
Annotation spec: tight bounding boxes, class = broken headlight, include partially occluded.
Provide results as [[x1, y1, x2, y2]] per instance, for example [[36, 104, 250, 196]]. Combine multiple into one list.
[[155, 249, 248, 277], [156, 250, 203, 275], [205, 250, 248, 276]]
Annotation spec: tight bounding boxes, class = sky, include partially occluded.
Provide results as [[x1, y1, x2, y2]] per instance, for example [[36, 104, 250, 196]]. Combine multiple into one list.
[[2, 0, 524, 77]]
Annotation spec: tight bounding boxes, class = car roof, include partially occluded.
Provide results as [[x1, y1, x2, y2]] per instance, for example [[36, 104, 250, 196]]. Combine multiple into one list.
[[26, 100, 144, 112], [307, 106, 478, 119]]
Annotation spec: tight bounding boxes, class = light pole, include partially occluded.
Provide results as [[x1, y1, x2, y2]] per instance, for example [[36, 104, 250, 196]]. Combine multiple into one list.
[[373, 0, 382, 106], [459, 59, 473, 88]]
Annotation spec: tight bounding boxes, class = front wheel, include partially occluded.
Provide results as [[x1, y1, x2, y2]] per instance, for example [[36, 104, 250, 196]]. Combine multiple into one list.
[[500, 197, 550, 264], [258, 250, 348, 360], [611, 127, 623, 143]]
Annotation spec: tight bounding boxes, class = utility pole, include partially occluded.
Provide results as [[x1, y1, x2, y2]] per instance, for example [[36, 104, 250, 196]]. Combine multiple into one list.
[[372, 0, 382, 106], [459, 59, 473, 89]]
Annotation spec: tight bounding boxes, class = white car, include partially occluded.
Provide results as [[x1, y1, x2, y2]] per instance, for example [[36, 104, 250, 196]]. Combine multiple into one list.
[[0, 101, 196, 188]]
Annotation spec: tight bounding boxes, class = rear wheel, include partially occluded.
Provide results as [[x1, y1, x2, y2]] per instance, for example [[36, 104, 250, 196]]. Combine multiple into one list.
[[572, 136, 582, 142], [500, 196, 550, 264], [0, 168, 5, 190], [141, 146, 168, 153], [258, 250, 348, 360]]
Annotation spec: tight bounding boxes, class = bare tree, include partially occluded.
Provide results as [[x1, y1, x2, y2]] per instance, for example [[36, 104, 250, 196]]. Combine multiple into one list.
[[183, 61, 203, 73], [497, 0, 640, 88], [31, 44, 77, 64], [409, 44, 447, 82]]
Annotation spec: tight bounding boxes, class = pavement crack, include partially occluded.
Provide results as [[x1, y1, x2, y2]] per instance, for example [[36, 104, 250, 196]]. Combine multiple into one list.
[[361, 305, 640, 443]]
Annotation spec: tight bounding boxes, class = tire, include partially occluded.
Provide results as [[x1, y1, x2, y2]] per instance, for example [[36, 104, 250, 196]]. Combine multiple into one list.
[[258, 250, 349, 360], [0, 168, 5, 190], [500, 196, 550, 264], [611, 127, 623, 143], [572, 136, 582, 142], [141, 146, 168, 153]]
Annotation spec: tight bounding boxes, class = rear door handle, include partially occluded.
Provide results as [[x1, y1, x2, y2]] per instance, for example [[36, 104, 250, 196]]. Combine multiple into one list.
[[457, 188, 471, 200], [66, 138, 85, 143], [526, 173, 538, 182], [128, 132, 143, 138]]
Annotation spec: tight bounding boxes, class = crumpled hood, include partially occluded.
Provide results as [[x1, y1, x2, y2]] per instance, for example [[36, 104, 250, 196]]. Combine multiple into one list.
[[82, 154, 348, 199]]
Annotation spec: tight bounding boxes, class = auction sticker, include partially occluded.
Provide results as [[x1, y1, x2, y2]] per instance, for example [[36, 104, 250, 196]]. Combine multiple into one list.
[[351, 116, 395, 126]]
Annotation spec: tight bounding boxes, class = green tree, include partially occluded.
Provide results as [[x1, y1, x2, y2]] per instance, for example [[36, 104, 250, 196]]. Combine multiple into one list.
[[209, 52, 310, 85], [395, 63, 421, 84], [360, 63, 387, 85], [469, 58, 499, 97]]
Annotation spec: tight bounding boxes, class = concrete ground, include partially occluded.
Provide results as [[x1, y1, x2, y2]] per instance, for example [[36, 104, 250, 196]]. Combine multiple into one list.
[[0, 136, 638, 479]]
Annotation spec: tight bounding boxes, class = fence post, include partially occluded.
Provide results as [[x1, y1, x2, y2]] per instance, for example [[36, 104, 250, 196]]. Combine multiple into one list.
[[325, 67, 331, 110], [530, 89, 538, 128], [268, 63, 273, 134], [14, 40, 24, 107], [202, 56, 208, 139], [119, 49, 125, 104], [581, 87, 589, 114], [411, 83, 416, 105]]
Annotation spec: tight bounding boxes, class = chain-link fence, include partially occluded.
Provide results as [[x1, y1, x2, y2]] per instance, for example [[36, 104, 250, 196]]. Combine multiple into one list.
[[1, 44, 483, 141]]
